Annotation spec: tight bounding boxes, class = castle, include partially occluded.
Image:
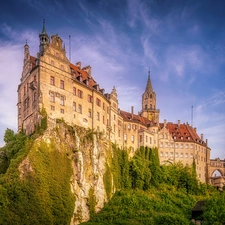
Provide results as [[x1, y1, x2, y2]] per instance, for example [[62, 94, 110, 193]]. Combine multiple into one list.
[[17, 23, 211, 183]]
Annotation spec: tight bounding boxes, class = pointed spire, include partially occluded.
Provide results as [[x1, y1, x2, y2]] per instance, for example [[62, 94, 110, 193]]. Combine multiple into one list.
[[41, 19, 47, 34], [145, 68, 153, 93]]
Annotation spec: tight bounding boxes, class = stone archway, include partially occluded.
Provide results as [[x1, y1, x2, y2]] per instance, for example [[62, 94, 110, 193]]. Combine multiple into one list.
[[208, 158, 225, 190]]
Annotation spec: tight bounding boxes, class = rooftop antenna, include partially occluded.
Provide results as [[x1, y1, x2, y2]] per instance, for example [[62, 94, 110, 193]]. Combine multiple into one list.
[[69, 35, 71, 62], [191, 106, 194, 127]]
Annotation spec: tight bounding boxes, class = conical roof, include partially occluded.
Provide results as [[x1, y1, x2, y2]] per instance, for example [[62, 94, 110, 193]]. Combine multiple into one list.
[[145, 70, 153, 93]]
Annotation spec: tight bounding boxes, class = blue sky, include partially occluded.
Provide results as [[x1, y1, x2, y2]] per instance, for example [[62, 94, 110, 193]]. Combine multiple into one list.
[[0, 0, 224, 159]]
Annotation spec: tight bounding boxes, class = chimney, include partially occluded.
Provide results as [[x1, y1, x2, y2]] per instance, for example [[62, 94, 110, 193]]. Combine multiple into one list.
[[82, 65, 92, 78], [164, 119, 167, 127], [194, 127, 197, 132], [76, 61, 81, 68], [206, 139, 208, 147], [131, 106, 134, 114], [201, 134, 204, 141], [178, 120, 180, 127]]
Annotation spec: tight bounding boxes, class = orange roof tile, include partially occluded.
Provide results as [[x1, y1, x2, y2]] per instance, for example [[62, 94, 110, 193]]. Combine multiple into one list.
[[120, 110, 154, 127], [159, 122, 206, 146]]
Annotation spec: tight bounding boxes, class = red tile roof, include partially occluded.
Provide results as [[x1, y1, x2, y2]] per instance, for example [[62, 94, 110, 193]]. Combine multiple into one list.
[[159, 122, 206, 146], [30, 56, 37, 69], [120, 110, 155, 127], [70, 63, 97, 89]]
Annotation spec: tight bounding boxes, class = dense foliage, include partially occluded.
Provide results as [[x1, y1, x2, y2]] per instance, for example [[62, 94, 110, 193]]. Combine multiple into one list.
[[202, 192, 225, 224], [0, 129, 74, 225], [0, 127, 222, 225], [84, 146, 220, 225]]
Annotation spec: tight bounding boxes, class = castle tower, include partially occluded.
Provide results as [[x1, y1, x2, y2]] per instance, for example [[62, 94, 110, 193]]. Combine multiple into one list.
[[140, 69, 160, 124], [39, 19, 49, 55]]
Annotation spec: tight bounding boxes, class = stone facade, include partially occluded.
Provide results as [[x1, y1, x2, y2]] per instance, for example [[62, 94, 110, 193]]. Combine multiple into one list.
[[17, 24, 210, 183]]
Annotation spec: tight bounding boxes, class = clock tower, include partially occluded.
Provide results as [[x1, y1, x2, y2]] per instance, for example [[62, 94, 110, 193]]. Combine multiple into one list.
[[140, 70, 160, 124]]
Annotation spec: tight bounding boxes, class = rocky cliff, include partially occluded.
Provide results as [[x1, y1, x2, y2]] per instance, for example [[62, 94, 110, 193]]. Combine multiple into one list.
[[18, 122, 113, 225]]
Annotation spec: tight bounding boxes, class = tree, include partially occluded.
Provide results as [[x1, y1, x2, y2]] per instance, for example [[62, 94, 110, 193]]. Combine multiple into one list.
[[4, 129, 15, 144]]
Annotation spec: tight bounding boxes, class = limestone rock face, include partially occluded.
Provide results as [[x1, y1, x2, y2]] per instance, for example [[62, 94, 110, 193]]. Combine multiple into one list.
[[52, 124, 112, 225], [18, 124, 113, 225], [69, 131, 109, 224]]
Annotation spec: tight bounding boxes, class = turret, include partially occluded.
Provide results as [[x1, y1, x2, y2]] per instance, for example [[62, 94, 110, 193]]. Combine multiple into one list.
[[39, 19, 49, 55]]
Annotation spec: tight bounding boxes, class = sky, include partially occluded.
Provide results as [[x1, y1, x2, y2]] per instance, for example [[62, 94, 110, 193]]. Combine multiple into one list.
[[0, 0, 224, 159]]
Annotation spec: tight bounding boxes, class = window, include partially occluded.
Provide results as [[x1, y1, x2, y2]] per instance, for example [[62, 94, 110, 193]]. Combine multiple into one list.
[[33, 92, 37, 101], [180, 144, 183, 149], [50, 92, 55, 102], [97, 112, 100, 121], [78, 104, 82, 114], [185, 153, 188, 158], [88, 109, 92, 118], [128, 124, 131, 130], [175, 152, 178, 158], [114, 125, 116, 132], [170, 143, 174, 148], [60, 80, 64, 89], [88, 94, 93, 103], [78, 89, 83, 98], [24, 86, 26, 95], [165, 152, 168, 158], [50, 105, 55, 111], [60, 108, 64, 114], [73, 87, 76, 96], [61, 65, 64, 70], [165, 142, 168, 148], [73, 102, 76, 111], [140, 135, 142, 142], [103, 102, 105, 110], [103, 116, 105, 124], [131, 135, 134, 142], [160, 142, 163, 148], [51, 60, 54, 66], [60, 96, 65, 106], [170, 152, 174, 157], [146, 136, 148, 142], [180, 153, 184, 158], [50, 76, 55, 85], [96, 98, 101, 107], [175, 143, 178, 149], [150, 137, 152, 144], [160, 152, 163, 157], [124, 134, 127, 141], [186, 144, 189, 149], [114, 114, 116, 120], [191, 144, 194, 149]]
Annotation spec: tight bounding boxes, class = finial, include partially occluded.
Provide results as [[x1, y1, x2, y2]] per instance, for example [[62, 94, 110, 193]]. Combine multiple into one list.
[[148, 66, 150, 77]]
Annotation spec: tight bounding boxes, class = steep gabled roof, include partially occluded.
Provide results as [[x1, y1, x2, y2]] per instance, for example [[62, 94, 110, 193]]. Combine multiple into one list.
[[70, 63, 97, 89], [120, 110, 154, 127], [30, 56, 37, 69], [159, 122, 206, 145]]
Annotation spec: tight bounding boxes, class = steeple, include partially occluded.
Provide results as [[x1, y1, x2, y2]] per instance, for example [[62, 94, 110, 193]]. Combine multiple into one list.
[[140, 69, 160, 124], [145, 69, 153, 93], [39, 19, 49, 55]]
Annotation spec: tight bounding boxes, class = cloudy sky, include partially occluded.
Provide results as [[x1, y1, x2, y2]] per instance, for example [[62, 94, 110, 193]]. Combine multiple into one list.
[[0, 0, 224, 159]]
